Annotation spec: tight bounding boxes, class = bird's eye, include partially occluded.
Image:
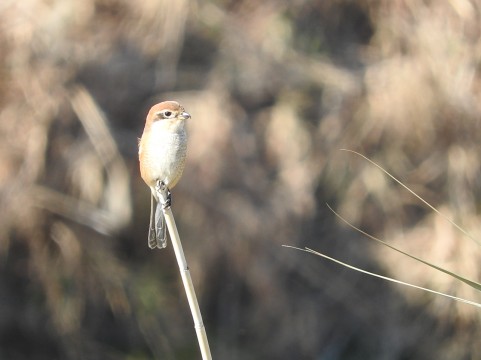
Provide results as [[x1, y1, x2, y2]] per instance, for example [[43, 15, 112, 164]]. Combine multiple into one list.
[[163, 111, 173, 118]]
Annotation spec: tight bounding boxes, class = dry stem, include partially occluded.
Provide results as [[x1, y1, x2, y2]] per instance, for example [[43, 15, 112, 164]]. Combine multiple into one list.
[[159, 191, 212, 360]]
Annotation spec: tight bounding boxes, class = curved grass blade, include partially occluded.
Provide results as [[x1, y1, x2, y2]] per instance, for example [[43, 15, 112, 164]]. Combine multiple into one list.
[[283, 245, 481, 309], [326, 203, 481, 292], [340, 149, 481, 247]]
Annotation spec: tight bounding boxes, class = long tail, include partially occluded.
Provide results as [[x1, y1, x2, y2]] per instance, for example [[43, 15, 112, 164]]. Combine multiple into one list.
[[148, 194, 157, 248], [148, 194, 167, 249], [154, 200, 167, 249]]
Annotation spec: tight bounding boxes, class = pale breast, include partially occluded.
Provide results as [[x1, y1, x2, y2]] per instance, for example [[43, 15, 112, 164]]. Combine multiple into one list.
[[140, 122, 187, 189]]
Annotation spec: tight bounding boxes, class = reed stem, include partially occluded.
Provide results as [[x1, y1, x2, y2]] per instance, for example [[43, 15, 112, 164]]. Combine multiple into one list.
[[162, 205, 212, 360]]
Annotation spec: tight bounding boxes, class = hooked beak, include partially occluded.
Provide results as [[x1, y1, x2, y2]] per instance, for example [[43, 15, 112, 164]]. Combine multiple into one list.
[[179, 111, 191, 120]]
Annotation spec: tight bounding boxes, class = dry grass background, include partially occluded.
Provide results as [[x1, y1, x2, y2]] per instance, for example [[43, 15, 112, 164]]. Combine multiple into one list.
[[1, 0, 481, 358]]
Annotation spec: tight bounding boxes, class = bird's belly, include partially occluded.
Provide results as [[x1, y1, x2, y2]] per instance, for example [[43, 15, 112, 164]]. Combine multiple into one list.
[[145, 132, 187, 188]]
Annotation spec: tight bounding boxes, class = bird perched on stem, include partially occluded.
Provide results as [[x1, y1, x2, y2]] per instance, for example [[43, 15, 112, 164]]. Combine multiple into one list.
[[139, 101, 190, 249]]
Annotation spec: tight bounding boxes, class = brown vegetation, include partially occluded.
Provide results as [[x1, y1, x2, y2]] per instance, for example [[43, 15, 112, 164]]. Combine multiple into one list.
[[1, 0, 481, 358]]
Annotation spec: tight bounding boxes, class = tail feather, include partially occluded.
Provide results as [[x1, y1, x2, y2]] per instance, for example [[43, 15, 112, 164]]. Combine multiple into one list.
[[154, 201, 167, 249], [148, 194, 157, 249]]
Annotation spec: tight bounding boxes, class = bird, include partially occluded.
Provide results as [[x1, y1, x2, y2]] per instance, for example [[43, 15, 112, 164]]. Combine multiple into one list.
[[138, 101, 190, 249]]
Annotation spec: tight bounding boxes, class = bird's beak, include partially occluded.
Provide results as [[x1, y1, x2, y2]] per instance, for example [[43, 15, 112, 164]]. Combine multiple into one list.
[[179, 111, 191, 120]]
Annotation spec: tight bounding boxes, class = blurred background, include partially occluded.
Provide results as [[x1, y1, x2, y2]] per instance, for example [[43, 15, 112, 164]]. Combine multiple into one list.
[[1, 0, 481, 358]]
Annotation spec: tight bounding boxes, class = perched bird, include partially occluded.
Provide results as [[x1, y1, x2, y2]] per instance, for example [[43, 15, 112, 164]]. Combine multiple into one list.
[[139, 101, 190, 249]]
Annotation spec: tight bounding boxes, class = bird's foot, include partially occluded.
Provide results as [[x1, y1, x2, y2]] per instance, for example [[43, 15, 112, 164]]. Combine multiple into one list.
[[155, 180, 172, 209]]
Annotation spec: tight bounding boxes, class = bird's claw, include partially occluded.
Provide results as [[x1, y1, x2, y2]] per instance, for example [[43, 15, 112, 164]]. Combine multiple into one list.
[[155, 180, 172, 209]]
